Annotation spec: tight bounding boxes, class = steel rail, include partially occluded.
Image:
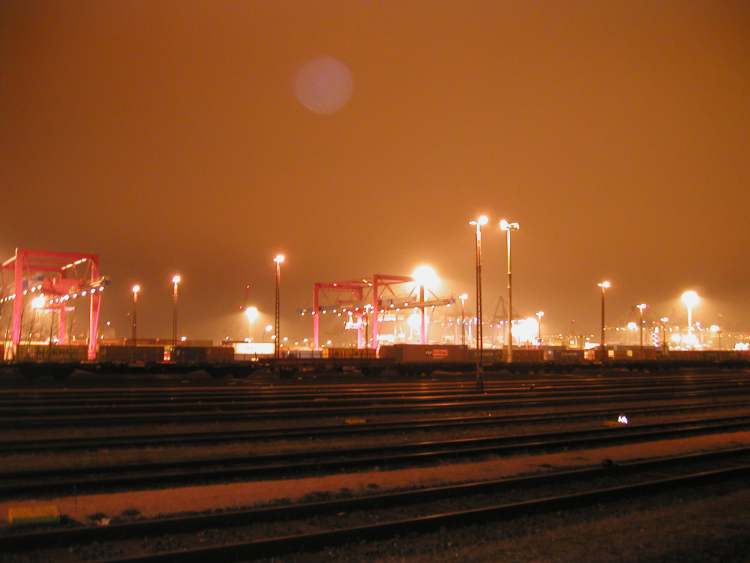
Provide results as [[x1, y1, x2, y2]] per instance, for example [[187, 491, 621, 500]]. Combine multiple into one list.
[[0, 372, 742, 404], [1, 447, 748, 559], [2, 415, 750, 499], [3, 386, 750, 429], [3, 378, 747, 413], [1, 398, 748, 454]]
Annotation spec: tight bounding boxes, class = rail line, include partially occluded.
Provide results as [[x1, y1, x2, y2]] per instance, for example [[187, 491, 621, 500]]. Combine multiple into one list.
[[2, 376, 747, 412], [3, 414, 750, 499], [3, 384, 750, 429], [2, 398, 748, 454], [1, 447, 748, 561]]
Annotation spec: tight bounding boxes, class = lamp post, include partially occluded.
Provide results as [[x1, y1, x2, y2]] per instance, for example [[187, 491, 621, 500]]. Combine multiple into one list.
[[660, 317, 670, 354], [459, 293, 468, 347], [500, 219, 520, 363], [469, 215, 488, 389], [171, 274, 181, 347], [636, 303, 647, 351], [536, 311, 544, 346], [273, 254, 285, 359], [244, 306, 259, 341], [131, 284, 140, 346], [597, 281, 611, 361], [411, 265, 439, 345], [681, 290, 700, 336]]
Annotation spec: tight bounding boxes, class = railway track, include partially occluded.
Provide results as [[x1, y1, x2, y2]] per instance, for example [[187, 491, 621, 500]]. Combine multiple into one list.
[[2, 446, 748, 562], [3, 414, 750, 499], [2, 398, 748, 454], [3, 383, 749, 428]]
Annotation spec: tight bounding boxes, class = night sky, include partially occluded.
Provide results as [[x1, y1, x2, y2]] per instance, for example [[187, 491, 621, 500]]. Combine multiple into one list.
[[1, 1, 748, 341]]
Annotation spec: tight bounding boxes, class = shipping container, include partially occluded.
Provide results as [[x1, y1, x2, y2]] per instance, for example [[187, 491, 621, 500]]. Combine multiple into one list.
[[15, 345, 87, 362], [172, 346, 234, 364], [379, 344, 472, 363], [322, 347, 377, 359], [98, 345, 165, 363]]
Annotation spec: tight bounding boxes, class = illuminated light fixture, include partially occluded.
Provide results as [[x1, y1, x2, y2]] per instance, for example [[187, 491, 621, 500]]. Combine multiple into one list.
[[273, 254, 285, 264], [411, 264, 440, 291], [172, 274, 182, 285], [499, 219, 520, 231], [81, 291, 87, 296], [597, 280, 611, 290], [469, 214, 489, 227], [132, 284, 141, 295], [31, 295, 46, 310], [681, 290, 700, 332]]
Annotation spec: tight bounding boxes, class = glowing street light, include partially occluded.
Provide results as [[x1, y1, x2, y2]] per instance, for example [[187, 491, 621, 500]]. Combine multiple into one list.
[[500, 219, 520, 363], [469, 215, 488, 388], [536, 311, 544, 346], [244, 305, 259, 341], [459, 292, 469, 347], [30, 295, 46, 310], [660, 317, 670, 353], [636, 303, 647, 350], [171, 274, 182, 347], [273, 254, 285, 359], [681, 290, 700, 333], [597, 281, 612, 359], [412, 265, 439, 345], [131, 284, 141, 346]]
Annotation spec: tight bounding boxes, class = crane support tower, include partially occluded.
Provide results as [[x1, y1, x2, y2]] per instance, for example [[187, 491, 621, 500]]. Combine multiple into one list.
[[304, 274, 455, 351], [1, 248, 109, 361]]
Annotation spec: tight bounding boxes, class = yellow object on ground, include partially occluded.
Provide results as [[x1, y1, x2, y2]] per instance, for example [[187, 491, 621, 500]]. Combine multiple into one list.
[[8, 504, 60, 527]]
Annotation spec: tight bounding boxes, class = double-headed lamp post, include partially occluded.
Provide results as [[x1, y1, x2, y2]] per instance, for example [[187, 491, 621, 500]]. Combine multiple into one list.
[[636, 303, 647, 350], [536, 311, 544, 347], [171, 274, 181, 347], [469, 215, 488, 388], [459, 293, 468, 347], [500, 219, 520, 363], [597, 281, 611, 360], [273, 254, 285, 359], [131, 284, 141, 346]]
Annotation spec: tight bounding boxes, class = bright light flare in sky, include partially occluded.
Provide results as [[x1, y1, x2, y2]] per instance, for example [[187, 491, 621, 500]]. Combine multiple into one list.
[[411, 265, 440, 291], [294, 56, 353, 114]]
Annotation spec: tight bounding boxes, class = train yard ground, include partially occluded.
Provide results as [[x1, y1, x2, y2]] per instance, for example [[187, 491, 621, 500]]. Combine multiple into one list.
[[0, 365, 749, 562]]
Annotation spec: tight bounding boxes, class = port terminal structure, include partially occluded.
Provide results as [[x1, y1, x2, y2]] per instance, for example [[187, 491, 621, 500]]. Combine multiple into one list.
[[0, 248, 109, 361], [301, 274, 456, 351]]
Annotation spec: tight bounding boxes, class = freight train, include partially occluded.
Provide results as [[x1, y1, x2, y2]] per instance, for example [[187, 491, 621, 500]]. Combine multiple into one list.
[[3, 343, 750, 380]]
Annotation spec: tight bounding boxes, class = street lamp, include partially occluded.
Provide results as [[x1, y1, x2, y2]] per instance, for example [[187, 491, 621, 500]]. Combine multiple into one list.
[[536, 311, 544, 346], [273, 254, 285, 359], [244, 305, 259, 341], [171, 274, 181, 347], [459, 293, 468, 346], [500, 219, 520, 363], [659, 317, 670, 353], [636, 303, 647, 350], [469, 215, 488, 388], [681, 290, 700, 334], [597, 281, 611, 360], [412, 265, 439, 345], [131, 284, 141, 346]]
